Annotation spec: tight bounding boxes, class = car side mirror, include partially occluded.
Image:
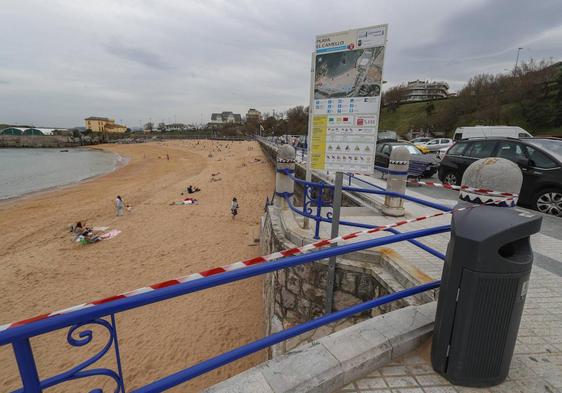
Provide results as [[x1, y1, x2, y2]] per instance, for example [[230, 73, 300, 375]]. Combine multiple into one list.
[[516, 158, 530, 168]]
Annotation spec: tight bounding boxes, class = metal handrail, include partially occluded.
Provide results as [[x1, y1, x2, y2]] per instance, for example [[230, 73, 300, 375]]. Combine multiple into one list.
[[283, 193, 447, 260], [1, 224, 449, 392], [278, 168, 452, 213]]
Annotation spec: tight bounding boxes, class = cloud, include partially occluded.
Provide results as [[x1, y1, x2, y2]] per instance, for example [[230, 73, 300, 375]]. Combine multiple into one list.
[[0, 0, 560, 127], [105, 41, 173, 71]]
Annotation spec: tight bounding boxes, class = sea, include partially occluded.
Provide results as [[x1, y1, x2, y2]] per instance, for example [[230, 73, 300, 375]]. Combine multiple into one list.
[[0, 148, 122, 200]]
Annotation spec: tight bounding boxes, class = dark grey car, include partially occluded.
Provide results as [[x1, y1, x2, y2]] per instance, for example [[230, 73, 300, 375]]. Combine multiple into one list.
[[375, 141, 439, 178]]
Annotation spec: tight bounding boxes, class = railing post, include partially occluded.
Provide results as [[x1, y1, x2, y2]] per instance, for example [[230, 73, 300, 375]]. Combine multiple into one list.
[[274, 144, 296, 210], [13, 339, 42, 393], [382, 147, 410, 217], [314, 184, 323, 239]]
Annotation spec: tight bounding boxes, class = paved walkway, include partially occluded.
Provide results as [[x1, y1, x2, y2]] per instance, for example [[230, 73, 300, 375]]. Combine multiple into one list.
[[262, 139, 562, 392], [297, 177, 562, 393]]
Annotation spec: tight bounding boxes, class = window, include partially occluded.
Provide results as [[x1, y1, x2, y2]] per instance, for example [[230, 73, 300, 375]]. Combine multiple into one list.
[[446, 142, 468, 156], [427, 140, 439, 145], [495, 141, 526, 162], [382, 145, 391, 155], [393, 144, 421, 155], [454, 133, 463, 141], [467, 140, 496, 158], [376, 144, 384, 153], [525, 146, 558, 169]]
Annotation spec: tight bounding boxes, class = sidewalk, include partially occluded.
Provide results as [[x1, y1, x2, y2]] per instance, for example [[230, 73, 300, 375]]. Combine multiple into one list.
[[314, 184, 562, 392]]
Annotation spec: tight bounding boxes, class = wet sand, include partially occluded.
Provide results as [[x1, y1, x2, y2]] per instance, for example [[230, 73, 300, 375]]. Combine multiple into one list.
[[0, 140, 274, 392]]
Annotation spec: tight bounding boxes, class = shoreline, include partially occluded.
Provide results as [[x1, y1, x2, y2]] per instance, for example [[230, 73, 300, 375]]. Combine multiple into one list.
[[0, 140, 274, 392], [0, 147, 128, 204]]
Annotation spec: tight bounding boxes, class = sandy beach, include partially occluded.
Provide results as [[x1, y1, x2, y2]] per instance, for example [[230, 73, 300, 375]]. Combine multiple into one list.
[[0, 140, 274, 392]]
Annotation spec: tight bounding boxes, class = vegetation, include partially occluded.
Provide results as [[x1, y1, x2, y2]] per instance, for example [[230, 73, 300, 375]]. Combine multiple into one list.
[[380, 60, 562, 137]]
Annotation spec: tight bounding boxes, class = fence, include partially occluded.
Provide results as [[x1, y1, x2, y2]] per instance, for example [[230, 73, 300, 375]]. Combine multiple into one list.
[[0, 139, 480, 393]]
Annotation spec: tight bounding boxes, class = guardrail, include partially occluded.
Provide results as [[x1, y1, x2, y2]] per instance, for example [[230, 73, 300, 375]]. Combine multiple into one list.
[[0, 223, 449, 392], [1, 138, 454, 392]]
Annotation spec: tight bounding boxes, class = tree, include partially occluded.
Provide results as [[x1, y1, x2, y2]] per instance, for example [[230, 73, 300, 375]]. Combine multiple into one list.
[[144, 122, 154, 132], [382, 84, 407, 112], [286, 105, 308, 134], [157, 122, 166, 132]]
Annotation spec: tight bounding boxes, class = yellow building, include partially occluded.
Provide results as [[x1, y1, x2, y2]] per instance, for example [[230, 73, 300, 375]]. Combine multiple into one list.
[[84, 117, 127, 133]]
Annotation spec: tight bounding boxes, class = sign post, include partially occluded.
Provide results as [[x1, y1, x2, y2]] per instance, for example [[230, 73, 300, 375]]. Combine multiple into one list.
[[307, 24, 388, 313]]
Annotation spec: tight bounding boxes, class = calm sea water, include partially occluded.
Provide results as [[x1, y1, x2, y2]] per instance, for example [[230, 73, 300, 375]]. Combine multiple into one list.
[[0, 148, 122, 200]]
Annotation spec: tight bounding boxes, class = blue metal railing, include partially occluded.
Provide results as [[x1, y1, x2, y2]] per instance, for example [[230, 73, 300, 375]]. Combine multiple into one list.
[[0, 224, 449, 393], [2, 137, 454, 392]]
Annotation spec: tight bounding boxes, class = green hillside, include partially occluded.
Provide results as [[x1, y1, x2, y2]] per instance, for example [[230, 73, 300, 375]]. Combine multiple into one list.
[[380, 62, 562, 138]]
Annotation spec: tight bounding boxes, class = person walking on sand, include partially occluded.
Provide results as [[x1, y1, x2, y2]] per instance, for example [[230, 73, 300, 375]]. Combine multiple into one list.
[[231, 197, 239, 219], [115, 195, 125, 216]]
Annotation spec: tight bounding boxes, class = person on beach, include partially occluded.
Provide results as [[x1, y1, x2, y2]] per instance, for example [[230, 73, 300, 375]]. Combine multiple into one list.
[[115, 195, 125, 216], [186, 185, 200, 194], [231, 197, 239, 219]]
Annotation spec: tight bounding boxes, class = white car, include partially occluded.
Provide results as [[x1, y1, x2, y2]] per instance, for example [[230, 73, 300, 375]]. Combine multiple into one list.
[[423, 138, 454, 152]]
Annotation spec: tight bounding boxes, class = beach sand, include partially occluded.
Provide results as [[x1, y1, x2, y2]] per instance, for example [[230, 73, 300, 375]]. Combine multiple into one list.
[[0, 140, 275, 392]]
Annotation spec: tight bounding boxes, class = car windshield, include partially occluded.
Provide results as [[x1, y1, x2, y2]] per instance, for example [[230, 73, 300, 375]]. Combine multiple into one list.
[[526, 139, 562, 162], [393, 144, 421, 155]]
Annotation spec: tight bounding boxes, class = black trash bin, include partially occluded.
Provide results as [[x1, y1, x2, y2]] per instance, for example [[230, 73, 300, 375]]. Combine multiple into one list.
[[431, 204, 542, 387]]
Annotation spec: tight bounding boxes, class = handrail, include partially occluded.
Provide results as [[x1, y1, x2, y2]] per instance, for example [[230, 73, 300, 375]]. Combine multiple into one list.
[[279, 168, 452, 212], [133, 280, 441, 393], [283, 194, 447, 260], [1, 225, 449, 393], [0, 226, 448, 345]]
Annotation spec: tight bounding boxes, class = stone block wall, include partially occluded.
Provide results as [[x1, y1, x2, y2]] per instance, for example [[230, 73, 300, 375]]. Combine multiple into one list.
[[261, 206, 413, 356]]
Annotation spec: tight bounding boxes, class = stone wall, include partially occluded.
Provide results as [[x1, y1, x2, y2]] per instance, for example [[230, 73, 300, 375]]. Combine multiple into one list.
[[261, 206, 422, 356], [0, 135, 79, 148]]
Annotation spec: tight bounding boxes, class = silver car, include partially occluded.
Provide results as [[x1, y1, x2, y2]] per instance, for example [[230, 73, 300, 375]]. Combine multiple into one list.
[[423, 138, 454, 152]]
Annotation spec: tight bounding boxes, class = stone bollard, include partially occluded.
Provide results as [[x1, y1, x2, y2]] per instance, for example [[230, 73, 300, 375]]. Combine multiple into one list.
[[275, 144, 296, 210], [382, 146, 410, 217], [458, 157, 521, 206]]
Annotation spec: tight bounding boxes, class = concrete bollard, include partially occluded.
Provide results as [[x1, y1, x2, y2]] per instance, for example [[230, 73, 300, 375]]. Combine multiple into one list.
[[459, 157, 521, 206], [382, 146, 410, 217], [275, 144, 296, 210]]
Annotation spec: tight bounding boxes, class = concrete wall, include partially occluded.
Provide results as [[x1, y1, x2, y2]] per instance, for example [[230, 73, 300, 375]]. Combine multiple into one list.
[[0, 135, 79, 148]]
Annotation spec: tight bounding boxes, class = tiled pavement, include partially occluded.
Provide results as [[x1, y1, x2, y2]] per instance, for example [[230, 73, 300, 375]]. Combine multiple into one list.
[[337, 263, 562, 392], [298, 174, 562, 393]]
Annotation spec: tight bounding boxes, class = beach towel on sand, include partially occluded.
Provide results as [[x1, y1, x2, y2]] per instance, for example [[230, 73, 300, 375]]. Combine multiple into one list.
[[100, 229, 121, 240]]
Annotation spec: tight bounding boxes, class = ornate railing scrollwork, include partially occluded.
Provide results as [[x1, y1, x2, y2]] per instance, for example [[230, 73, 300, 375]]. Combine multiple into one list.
[[24, 318, 125, 393]]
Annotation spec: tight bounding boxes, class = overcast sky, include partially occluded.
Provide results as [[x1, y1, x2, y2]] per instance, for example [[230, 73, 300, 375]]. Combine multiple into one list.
[[1, 0, 562, 128]]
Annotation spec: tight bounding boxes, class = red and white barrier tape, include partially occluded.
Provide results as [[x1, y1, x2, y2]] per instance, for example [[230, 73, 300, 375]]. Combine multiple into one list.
[[408, 180, 518, 198], [0, 195, 516, 333]]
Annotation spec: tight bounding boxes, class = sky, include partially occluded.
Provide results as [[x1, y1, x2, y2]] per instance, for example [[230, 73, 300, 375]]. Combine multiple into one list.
[[1, 0, 562, 128]]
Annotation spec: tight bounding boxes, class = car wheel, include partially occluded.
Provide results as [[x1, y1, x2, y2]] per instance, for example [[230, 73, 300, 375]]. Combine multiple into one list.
[[532, 189, 562, 217], [442, 171, 460, 186]]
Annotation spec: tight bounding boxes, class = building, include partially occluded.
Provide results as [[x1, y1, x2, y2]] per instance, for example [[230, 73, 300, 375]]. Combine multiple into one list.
[[163, 123, 189, 132], [246, 108, 261, 123], [209, 111, 242, 125], [403, 80, 449, 102], [84, 117, 127, 133], [0, 127, 63, 136]]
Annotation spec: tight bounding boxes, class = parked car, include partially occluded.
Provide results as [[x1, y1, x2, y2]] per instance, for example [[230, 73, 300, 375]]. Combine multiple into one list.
[[422, 138, 454, 152], [438, 137, 562, 216], [453, 126, 532, 141], [410, 137, 432, 144], [375, 141, 439, 178]]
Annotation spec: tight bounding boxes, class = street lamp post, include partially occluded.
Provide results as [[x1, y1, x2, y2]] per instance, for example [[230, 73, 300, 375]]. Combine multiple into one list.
[[514, 47, 524, 71]]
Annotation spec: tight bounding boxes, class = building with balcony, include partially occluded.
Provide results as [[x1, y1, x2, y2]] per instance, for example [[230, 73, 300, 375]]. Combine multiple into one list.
[[84, 117, 127, 133], [403, 80, 449, 102], [209, 111, 242, 125], [246, 108, 261, 123]]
